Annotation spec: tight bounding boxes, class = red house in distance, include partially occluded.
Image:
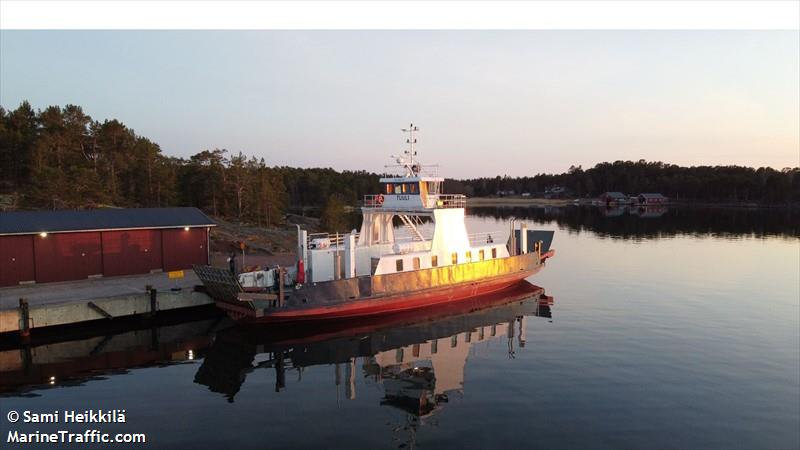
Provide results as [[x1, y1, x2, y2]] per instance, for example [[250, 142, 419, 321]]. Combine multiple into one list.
[[636, 193, 669, 205], [0, 207, 215, 287]]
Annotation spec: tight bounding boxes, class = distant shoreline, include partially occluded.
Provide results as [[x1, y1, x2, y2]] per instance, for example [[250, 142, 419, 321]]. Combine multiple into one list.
[[465, 197, 798, 209], [466, 197, 574, 207]]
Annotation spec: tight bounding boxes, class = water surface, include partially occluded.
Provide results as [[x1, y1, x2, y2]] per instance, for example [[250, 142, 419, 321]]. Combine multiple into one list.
[[2, 206, 798, 449]]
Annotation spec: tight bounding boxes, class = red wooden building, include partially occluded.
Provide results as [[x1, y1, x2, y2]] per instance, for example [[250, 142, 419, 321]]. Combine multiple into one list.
[[0, 208, 215, 287], [636, 193, 669, 205]]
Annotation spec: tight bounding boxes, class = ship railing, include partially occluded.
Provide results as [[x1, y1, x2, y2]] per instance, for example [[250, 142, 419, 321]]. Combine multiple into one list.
[[381, 164, 440, 177], [415, 165, 440, 177], [363, 193, 466, 209], [363, 194, 384, 207], [468, 231, 504, 246], [433, 194, 467, 209], [393, 231, 434, 242], [307, 231, 360, 250], [309, 230, 439, 247]]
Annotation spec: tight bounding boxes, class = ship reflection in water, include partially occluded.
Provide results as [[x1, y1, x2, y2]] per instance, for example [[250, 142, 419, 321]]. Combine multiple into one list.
[[0, 281, 553, 448], [194, 281, 553, 425]]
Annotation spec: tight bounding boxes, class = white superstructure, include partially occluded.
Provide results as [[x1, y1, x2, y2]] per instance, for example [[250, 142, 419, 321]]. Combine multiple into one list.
[[298, 124, 510, 284]]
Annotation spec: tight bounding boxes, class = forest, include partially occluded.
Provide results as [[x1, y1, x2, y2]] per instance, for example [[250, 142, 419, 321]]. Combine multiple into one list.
[[0, 102, 382, 225], [1, 102, 798, 224], [459, 162, 799, 203]]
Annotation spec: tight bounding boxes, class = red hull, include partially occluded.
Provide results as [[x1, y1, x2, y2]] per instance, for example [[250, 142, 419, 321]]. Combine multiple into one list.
[[230, 282, 547, 347], [219, 265, 542, 323]]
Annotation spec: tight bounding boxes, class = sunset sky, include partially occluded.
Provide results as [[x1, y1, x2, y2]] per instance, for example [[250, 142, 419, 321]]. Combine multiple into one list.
[[1, 30, 797, 177]]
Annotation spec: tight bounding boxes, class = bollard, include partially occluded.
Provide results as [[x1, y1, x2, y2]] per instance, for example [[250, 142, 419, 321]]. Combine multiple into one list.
[[18, 298, 30, 340]]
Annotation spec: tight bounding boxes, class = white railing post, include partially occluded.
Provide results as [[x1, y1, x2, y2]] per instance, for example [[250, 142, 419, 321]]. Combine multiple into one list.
[[344, 233, 356, 279], [520, 223, 528, 254]]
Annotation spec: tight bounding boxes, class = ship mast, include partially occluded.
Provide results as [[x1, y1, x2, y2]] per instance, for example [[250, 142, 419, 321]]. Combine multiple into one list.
[[401, 123, 419, 176], [388, 123, 436, 177]]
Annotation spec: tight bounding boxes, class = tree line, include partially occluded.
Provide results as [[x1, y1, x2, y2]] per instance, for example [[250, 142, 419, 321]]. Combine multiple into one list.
[[0, 102, 383, 223], [1, 102, 797, 222], [460, 161, 799, 204]]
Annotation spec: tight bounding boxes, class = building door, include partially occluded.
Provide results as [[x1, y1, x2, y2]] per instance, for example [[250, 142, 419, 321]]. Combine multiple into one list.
[[34, 232, 103, 283], [0, 235, 35, 287], [102, 229, 163, 276], [162, 228, 208, 271]]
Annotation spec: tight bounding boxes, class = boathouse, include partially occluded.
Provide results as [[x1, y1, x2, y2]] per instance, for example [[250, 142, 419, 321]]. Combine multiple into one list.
[[0, 207, 215, 287], [598, 192, 628, 205], [636, 193, 669, 205]]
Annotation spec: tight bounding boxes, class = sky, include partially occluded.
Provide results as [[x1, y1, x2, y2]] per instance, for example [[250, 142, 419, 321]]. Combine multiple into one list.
[[1, 30, 798, 177]]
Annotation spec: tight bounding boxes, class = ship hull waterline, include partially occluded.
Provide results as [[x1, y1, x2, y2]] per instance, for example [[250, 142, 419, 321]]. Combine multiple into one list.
[[212, 281, 549, 354], [215, 251, 552, 323]]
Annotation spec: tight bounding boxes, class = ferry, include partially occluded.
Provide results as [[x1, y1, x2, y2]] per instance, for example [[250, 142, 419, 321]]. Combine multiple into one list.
[[194, 124, 555, 323]]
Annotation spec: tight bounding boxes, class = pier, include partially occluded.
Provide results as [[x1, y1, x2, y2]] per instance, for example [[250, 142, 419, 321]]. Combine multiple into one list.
[[0, 271, 214, 335]]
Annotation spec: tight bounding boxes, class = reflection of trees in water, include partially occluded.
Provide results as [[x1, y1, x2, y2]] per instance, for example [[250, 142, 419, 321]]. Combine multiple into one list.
[[468, 206, 800, 239]]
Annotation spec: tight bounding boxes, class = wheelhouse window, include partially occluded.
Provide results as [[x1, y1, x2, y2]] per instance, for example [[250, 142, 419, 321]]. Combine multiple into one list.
[[466, 251, 472, 262], [412, 257, 420, 270], [431, 255, 438, 267], [396, 259, 404, 272], [385, 183, 394, 194], [491, 248, 497, 259], [451, 252, 458, 265], [395, 184, 403, 193], [409, 183, 418, 194], [479, 249, 485, 261]]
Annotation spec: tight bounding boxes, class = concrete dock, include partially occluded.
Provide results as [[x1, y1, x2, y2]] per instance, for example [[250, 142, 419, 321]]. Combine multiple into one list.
[[0, 271, 215, 334]]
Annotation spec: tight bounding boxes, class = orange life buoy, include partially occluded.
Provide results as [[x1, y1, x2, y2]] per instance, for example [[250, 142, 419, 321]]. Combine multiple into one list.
[[376, 194, 384, 205]]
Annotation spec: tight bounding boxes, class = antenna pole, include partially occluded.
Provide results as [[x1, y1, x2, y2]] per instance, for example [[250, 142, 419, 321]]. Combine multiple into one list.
[[409, 123, 415, 167], [401, 123, 419, 176]]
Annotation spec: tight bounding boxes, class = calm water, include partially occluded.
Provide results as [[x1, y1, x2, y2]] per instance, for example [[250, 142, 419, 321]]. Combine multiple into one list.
[[2, 206, 798, 449]]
